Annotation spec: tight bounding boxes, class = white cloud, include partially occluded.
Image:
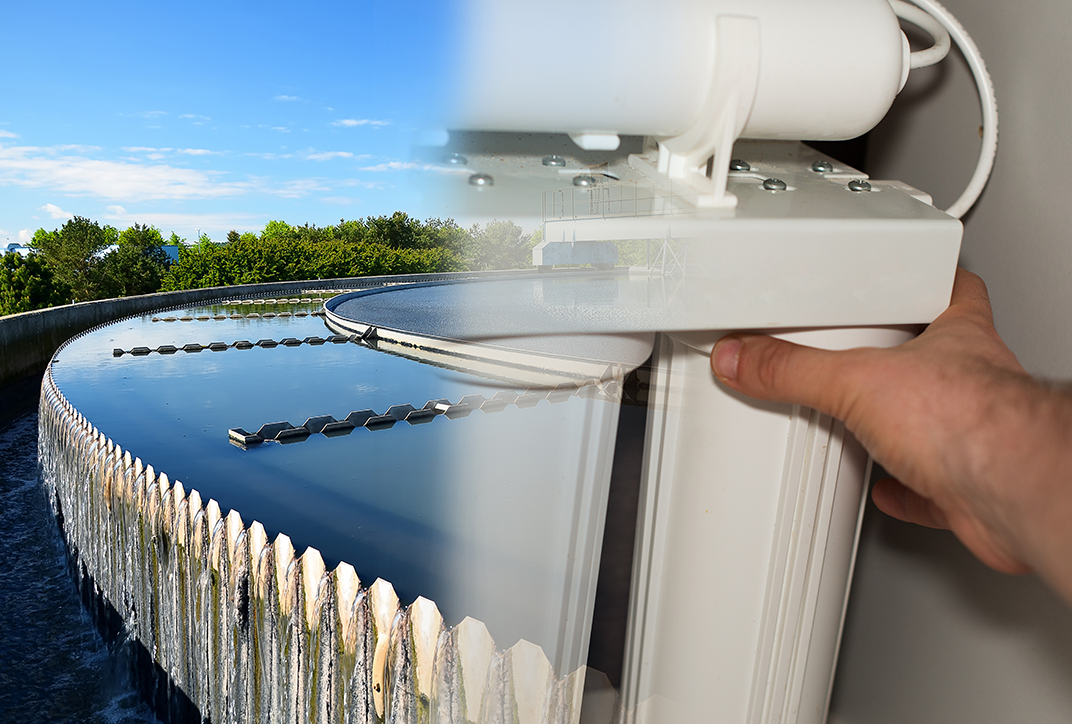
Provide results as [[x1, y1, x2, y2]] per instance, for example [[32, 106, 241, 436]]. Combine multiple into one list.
[[359, 161, 421, 172], [357, 160, 471, 175], [273, 95, 302, 102], [18, 229, 31, 242], [0, 227, 8, 236], [179, 114, 211, 121], [358, 161, 458, 173], [0, 130, 18, 139], [101, 206, 264, 233], [276, 178, 331, 198], [306, 151, 354, 161], [1, 144, 344, 205], [332, 118, 390, 127], [246, 151, 295, 160], [42, 203, 75, 220], [138, 110, 167, 119], [52, 144, 102, 153], [338, 178, 385, 189], [0, 144, 254, 201], [321, 196, 356, 205], [124, 146, 219, 157], [271, 127, 290, 133]]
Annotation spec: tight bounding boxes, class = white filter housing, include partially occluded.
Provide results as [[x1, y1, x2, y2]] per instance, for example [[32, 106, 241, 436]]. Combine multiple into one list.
[[453, 0, 908, 143]]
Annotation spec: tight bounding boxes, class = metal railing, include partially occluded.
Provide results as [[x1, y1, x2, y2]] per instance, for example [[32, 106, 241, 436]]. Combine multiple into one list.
[[542, 180, 698, 223]]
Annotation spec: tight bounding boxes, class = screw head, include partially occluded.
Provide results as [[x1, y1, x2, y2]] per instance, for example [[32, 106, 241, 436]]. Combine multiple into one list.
[[811, 160, 834, 173], [573, 175, 598, 187], [446, 153, 468, 165], [762, 178, 787, 191], [729, 159, 750, 171], [468, 173, 493, 187], [847, 179, 872, 192], [542, 155, 566, 167]]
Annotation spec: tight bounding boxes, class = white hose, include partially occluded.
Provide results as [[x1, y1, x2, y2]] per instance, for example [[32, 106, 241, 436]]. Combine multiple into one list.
[[893, 0, 998, 219], [888, 0, 950, 68]]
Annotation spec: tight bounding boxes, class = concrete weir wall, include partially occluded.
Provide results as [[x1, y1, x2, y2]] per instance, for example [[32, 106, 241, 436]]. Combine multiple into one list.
[[11, 270, 608, 724]]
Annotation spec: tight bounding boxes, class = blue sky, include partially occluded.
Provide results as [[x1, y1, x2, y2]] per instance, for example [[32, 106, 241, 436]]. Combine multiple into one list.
[[0, 1, 457, 244]]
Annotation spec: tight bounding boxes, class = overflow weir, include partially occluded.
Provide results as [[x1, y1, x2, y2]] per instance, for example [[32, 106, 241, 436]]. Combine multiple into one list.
[[31, 271, 650, 724]]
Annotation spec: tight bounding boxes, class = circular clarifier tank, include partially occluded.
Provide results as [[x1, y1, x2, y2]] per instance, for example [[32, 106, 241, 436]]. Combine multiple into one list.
[[48, 276, 652, 675]]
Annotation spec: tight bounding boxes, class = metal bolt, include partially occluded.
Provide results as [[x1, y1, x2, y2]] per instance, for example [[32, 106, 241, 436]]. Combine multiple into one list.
[[573, 175, 598, 187], [468, 173, 493, 187], [811, 160, 834, 173], [762, 178, 787, 191], [847, 179, 872, 192], [729, 159, 750, 171], [542, 155, 566, 167], [446, 153, 467, 165]]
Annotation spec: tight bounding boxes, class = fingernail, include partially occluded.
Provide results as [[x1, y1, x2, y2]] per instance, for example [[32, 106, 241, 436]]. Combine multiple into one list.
[[712, 337, 741, 381]]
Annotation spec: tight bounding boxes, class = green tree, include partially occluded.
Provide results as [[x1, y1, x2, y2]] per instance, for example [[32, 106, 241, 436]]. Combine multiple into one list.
[[158, 214, 483, 290], [467, 220, 532, 270], [423, 217, 472, 258], [365, 211, 426, 250], [161, 233, 465, 291], [261, 220, 295, 242], [29, 216, 118, 302], [334, 218, 368, 244], [0, 252, 71, 315], [100, 224, 170, 297]]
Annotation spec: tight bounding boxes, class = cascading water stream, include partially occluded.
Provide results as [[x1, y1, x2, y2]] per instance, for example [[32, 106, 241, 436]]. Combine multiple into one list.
[[0, 410, 158, 723]]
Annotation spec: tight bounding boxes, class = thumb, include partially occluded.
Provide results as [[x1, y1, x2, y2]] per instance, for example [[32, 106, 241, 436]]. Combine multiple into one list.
[[711, 333, 862, 420]]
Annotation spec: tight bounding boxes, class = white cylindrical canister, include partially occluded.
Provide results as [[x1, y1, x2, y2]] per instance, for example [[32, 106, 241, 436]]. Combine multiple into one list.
[[450, 0, 907, 142]]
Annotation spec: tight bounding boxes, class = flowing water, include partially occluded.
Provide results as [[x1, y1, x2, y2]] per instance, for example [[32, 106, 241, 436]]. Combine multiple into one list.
[[0, 410, 159, 723]]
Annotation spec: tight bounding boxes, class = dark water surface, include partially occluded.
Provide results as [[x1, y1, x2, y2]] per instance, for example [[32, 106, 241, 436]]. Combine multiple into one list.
[[0, 410, 159, 723]]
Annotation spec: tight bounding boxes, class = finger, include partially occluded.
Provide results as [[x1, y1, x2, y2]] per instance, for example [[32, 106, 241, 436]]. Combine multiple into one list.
[[711, 333, 865, 420], [944, 267, 995, 325], [872, 478, 950, 529]]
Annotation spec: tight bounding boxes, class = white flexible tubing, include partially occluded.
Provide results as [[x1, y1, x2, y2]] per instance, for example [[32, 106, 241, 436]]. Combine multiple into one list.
[[888, 0, 950, 68], [900, 0, 998, 219]]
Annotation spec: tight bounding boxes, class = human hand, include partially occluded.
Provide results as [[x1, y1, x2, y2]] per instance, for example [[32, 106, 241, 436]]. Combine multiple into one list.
[[711, 268, 1043, 578]]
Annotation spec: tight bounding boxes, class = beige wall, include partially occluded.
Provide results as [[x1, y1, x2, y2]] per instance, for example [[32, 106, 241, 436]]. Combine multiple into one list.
[[831, 1, 1072, 721]]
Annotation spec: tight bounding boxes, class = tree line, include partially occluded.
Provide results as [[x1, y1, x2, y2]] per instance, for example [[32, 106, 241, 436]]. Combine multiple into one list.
[[1, 213, 538, 316]]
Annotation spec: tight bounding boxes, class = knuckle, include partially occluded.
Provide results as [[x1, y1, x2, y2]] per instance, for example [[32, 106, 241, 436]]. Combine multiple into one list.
[[750, 340, 792, 393]]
